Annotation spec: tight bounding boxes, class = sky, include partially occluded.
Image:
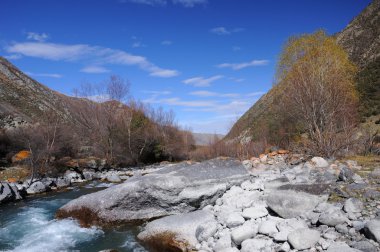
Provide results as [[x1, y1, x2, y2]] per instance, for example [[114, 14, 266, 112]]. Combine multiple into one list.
[[0, 0, 371, 134]]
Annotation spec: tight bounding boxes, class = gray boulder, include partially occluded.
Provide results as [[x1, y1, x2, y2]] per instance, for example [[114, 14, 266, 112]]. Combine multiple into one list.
[[327, 242, 362, 252], [344, 198, 363, 213], [287, 228, 320, 250], [364, 219, 380, 243], [55, 177, 71, 188], [240, 236, 273, 252], [266, 189, 328, 218], [0, 182, 22, 204], [26, 181, 48, 194], [137, 210, 214, 251], [338, 167, 354, 182], [352, 240, 378, 252], [106, 173, 122, 183], [57, 158, 249, 226], [196, 220, 218, 242], [311, 157, 329, 168], [318, 208, 349, 227]]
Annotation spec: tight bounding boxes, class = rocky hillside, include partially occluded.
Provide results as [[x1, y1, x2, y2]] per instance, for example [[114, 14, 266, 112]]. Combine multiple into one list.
[[225, 0, 380, 143], [336, 0, 380, 68], [0, 56, 96, 128]]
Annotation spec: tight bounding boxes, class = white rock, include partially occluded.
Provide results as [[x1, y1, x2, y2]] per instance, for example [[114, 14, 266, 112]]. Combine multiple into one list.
[[226, 212, 245, 228], [287, 228, 320, 250], [344, 198, 363, 213], [231, 221, 259, 245], [196, 220, 218, 242], [258, 219, 278, 236], [279, 242, 291, 252], [213, 232, 232, 252], [326, 242, 361, 252], [242, 205, 268, 219], [241, 237, 273, 252], [311, 157, 329, 168], [106, 173, 122, 183]]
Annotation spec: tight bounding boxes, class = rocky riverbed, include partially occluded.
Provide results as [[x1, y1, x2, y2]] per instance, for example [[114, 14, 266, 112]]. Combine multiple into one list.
[[2, 153, 380, 252]]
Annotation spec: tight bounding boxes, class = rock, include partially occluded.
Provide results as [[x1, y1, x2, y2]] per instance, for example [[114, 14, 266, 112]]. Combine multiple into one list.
[[326, 242, 362, 252], [0, 182, 22, 204], [83, 170, 96, 180], [106, 173, 121, 183], [26, 181, 48, 194], [258, 219, 278, 236], [311, 157, 329, 168], [57, 158, 249, 226], [231, 221, 259, 245], [64, 171, 84, 183], [241, 180, 264, 191], [287, 228, 320, 250], [338, 167, 354, 182], [318, 208, 349, 227], [369, 168, 380, 179], [344, 198, 364, 213], [279, 242, 291, 252], [55, 177, 70, 188], [352, 240, 378, 252], [242, 205, 268, 219], [137, 210, 215, 251], [214, 232, 232, 252], [273, 218, 308, 241], [226, 212, 245, 228], [196, 220, 218, 242], [363, 219, 380, 243], [335, 224, 349, 234], [266, 189, 327, 218], [240, 236, 273, 252]]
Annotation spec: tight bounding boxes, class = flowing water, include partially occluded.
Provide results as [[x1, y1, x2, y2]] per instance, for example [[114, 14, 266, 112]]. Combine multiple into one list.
[[0, 182, 147, 252]]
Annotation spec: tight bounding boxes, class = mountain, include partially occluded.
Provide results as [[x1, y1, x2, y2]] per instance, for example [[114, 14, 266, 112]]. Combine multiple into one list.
[[0, 56, 94, 128], [225, 0, 380, 143], [192, 133, 225, 146]]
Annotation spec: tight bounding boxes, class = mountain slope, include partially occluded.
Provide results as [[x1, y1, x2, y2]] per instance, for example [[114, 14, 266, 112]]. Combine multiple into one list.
[[0, 57, 99, 128], [225, 0, 380, 143]]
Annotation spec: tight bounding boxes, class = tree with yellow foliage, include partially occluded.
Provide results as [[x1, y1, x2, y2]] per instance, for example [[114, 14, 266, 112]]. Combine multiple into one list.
[[277, 30, 359, 157]]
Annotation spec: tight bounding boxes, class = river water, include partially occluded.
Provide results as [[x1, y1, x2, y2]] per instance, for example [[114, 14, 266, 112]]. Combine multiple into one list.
[[0, 181, 147, 252]]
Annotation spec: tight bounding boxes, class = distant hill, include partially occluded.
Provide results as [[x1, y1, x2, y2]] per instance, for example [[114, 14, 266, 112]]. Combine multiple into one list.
[[192, 133, 225, 146], [225, 0, 380, 143]]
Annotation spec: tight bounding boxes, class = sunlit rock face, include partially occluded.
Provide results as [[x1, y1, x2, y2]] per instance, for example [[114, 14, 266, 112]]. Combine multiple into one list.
[[56, 158, 249, 226]]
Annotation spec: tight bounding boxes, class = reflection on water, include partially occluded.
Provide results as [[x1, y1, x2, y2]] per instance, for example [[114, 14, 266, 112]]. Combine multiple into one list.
[[0, 182, 146, 252]]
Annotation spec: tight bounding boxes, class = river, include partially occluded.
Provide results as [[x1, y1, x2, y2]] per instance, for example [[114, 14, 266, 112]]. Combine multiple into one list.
[[0, 181, 147, 252]]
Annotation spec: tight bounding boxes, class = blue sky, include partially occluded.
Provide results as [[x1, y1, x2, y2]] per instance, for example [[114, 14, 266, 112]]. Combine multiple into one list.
[[0, 0, 371, 134]]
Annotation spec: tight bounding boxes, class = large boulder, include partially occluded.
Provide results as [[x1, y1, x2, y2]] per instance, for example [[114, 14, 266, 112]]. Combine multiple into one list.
[[137, 210, 215, 251], [26, 181, 49, 194], [266, 189, 328, 218], [364, 219, 380, 243], [56, 158, 249, 226], [287, 228, 320, 250], [0, 182, 22, 204]]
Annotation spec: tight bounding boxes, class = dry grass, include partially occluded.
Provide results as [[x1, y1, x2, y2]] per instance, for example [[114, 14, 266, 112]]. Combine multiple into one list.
[[0, 166, 30, 182], [139, 231, 192, 252], [344, 155, 380, 177]]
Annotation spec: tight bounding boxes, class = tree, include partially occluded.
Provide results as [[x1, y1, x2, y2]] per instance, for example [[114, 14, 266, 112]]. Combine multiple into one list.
[[277, 30, 359, 157]]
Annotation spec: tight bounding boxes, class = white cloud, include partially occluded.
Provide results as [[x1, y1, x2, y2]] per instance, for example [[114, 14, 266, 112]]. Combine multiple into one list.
[[4, 54, 22, 60], [210, 27, 244, 35], [80, 65, 110, 74], [183, 75, 223, 87], [229, 77, 245, 82], [5, 42, 179, 78], [128, 0, 166, 6], [232, 46, 241, 51], [247, 91, 265, 97], [25, 71, 62, 78], [172, 0, 207, 7], [26, 32, 49, 42], [217, 59, 269, 70], [126, 0, 206, 7], [161, 40, 173, 45], [190, 90, 239, 98]]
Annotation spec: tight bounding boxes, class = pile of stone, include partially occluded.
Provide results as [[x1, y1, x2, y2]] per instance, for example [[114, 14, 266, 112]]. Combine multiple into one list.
[[138, 154, 380, 252]]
